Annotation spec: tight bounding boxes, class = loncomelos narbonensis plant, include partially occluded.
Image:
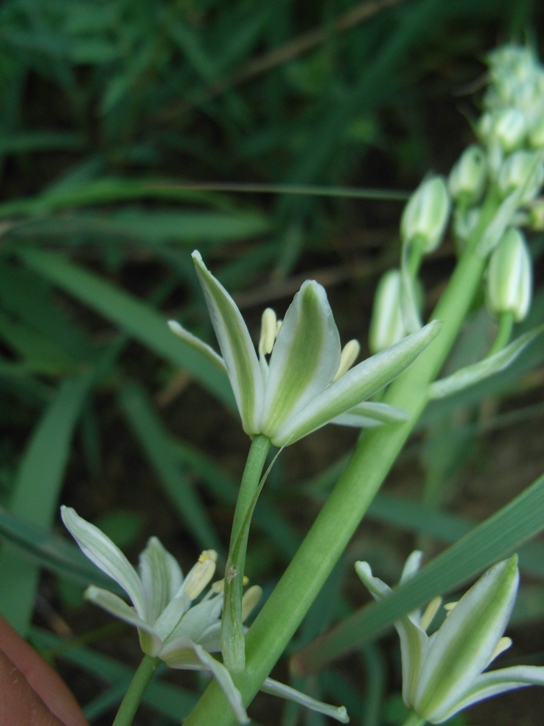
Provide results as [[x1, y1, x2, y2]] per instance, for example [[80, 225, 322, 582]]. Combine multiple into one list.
[[62, 44, 544, 725]]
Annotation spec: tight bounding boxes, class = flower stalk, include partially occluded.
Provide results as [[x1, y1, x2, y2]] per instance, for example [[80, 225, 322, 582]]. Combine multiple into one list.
[[112, 655, 161, 726]]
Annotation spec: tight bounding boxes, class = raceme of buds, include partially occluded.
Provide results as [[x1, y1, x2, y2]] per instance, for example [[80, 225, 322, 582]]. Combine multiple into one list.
[[400, 176, 451, 254], [486, 227, 532, 322], [448, 145, 487, 206]]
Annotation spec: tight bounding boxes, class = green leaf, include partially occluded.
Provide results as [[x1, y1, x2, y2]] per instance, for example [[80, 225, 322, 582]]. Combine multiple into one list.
[[14, 247, 233, 409], [0, 376, 92, 634], [118, 382, 222, 553]]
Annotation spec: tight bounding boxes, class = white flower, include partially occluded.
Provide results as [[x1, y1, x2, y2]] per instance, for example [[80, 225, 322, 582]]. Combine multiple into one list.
[[356, 553, 544, 724], [61, 506, 349, 724], [169, 251, 440, 447]]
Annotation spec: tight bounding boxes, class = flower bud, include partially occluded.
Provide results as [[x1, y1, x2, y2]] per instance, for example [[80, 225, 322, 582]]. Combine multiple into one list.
[[491, 108, 527, 151], [448, 145, 487, 205], [400, 176, 451, 253], [369, 269, 406, 354], [497, 150, 544, 202], [486, 227, 532, 322]]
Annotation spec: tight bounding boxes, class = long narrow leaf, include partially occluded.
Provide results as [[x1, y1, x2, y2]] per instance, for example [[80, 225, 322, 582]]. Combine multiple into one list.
[[118, 382, 222, 553], [0, 376, 92, 634], [15, 247, 233, 409]]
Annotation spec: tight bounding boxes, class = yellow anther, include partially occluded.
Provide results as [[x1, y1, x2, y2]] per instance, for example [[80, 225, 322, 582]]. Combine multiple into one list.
[[259, 308, 278, 356], [444, 601, 458, 617], [184, 550, 218, 600], [241, 585, 263, 622], [333, 339, 360, 381], [420, 596, 442, 631], [490, 636, 512, 662]]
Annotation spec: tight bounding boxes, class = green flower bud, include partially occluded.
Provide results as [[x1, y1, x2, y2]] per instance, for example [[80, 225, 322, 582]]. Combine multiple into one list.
[[491, 108, 527, 151], [486, 227, 532, 322], [498, 150, 544, 202], [369, 269, 406, 354], [448, 145, 487, 205], [400, 176, 451, 253]]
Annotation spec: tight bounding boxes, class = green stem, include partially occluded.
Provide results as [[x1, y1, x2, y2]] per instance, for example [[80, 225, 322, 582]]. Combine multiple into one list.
[[401, 712, 426, 726], [183, 198, 498, 725], [112, 654, 160, 726], [487, 311, 515, 356], [221, 434, 271, 672]]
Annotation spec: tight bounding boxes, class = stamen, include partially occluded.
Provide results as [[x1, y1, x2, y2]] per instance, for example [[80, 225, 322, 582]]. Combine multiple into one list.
[[420, 596, 442, 631], [184, 550, 218, 600], [333, 340, 360, 381], [490, 636, 512, 663], [242, 585, 263, 622], [259, 308, 278, 356]]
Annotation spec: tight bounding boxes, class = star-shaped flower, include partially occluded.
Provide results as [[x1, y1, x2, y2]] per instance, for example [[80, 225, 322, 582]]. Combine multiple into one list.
[[356, 552, 544, 724], [61, 506, 349, 724], [169, 251, 440, 447]]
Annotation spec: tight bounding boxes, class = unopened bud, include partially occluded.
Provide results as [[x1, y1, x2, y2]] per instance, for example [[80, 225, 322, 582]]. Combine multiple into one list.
[[486, 228, 532, 322], [448, 145, 487, 205], [369, 270, 406, 354], [491, 108, 527, 152], [498, 150, 544, 202], [400, 176, 450, 253]]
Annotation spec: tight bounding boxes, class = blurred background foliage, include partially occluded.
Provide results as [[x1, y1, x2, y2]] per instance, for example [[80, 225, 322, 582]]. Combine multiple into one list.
[[1, 0, 544, 724]]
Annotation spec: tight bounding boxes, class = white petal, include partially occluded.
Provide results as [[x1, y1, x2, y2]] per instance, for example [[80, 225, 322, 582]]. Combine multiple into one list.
[[138, 537, 184, 623], [427, 666, 544, 723], [332, 401, 409, 428], [163, 638, 249, 724], [192, 251, 263, 434], [164, 595, 223, 646], [61, 506, 147, 618], [414, 556, 519, 721], [355, 561, 428, 707], [168, 320, 228, 374], [260, 281, 341, 438], [274, 321, 441, 445], [261, 677, 349, 723], [85, 585, 163, 656]]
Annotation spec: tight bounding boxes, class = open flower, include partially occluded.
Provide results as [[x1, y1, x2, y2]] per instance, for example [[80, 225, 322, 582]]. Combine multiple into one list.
[[169, 251, 440, 447], [61, 506, 349, 724], [355, 552, 544, 724]]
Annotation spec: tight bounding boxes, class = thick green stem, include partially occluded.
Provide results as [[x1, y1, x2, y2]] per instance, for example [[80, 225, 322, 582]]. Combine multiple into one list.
[[184, 201, 496, 725], [221, 434, 271, 672], [112, 654, 160, 726]]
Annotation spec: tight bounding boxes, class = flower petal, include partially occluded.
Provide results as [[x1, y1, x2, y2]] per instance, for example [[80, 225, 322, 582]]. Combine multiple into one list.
[[85, 585, 163, 656], [164, 595, 223, 645], [192, 251, 263, 434], [138, 537, 184, 623], [260, 281, 341, 438], [414, 556, 519, 722], [163, 638, 249, 724], [274, 320, 441, 445], [61, 506, 147, 618], [261, 677, 349, 723], [332, 401, 409, 428], [428, 665, 544, 723], [356, 560, 428, 707], [168, 320, 228, 375]]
